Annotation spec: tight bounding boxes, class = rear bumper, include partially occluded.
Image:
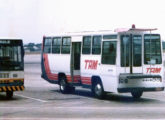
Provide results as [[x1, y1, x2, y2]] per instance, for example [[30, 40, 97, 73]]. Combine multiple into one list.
[[118, 87, 164, 93], [0, 85, 24, 92]]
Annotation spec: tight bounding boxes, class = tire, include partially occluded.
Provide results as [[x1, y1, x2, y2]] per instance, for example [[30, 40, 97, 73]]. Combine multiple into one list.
[[59, 76, 75, 94], [59, 76, 68, 94], [6, 91, 13, 99], [131, 91, 143, 99], [68, 86, 75, 93], [92, 81, 105, 99]]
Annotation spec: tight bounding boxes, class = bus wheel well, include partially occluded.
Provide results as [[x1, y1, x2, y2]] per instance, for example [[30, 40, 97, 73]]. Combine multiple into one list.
[[58, 73, 75, 94], [91, 76, 105, 99], [91, 76, 103, 87], [58, 73, 66, 84]]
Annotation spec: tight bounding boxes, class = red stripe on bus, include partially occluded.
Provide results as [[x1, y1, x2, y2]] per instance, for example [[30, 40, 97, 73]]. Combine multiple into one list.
[[43, 55, 91, 84], [43, 54, 58, 81], [81, 77, 91, 85], [82, 81, 91, 84], [73, 75, 80, 82]]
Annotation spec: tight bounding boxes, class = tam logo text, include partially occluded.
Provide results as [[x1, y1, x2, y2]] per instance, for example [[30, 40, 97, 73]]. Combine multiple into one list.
[[147, 68, 161, 73], [85, 60, 98, 70]]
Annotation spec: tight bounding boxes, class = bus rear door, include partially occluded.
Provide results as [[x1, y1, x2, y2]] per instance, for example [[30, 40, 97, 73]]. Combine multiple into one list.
[[120, 34, 143, 74]]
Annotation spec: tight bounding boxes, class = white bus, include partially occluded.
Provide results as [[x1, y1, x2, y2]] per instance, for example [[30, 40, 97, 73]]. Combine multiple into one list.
[[0, 39, 24, 98], [41, 25, 164, 99]]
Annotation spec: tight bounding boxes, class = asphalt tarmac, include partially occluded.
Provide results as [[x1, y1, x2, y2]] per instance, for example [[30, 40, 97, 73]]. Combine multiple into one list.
[[0, 54, 165, 119]]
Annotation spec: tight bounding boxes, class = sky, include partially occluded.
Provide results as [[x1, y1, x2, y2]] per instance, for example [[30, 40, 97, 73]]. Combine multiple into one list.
[[0, 0, 165, 44]]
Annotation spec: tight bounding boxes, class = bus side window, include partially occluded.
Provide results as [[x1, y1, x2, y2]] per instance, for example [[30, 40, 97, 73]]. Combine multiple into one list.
[[44, 37, 52, 53], [101, 41, 117, 65], [61, 37, 71, 54], [82, 36, 91, 54], [52, 37, 61, 54], [92, 35, 101, 55]]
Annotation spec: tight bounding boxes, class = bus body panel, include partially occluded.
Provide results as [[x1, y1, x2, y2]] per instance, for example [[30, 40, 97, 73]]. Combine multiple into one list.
[[81, 55, 101, 85], [48, 54, 71, 75], [43, 53, 58, 81], [42, 28, 164, 96], [71, 36, 82, 42], [98, 64, 117, 92]]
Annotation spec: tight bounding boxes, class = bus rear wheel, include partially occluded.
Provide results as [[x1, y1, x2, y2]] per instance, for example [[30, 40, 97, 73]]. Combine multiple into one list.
[[59, 76, 75, 94], [92, 81, 105, 99], [6, 91, 13, 99], [59, 77, 68, 94], [131, 91, 143, 99]]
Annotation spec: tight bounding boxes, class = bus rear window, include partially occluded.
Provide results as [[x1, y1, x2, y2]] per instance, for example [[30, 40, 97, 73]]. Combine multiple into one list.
[[144, 34, 162, 64], [133, 35, 142, 66], [120, 35, 142, 67]]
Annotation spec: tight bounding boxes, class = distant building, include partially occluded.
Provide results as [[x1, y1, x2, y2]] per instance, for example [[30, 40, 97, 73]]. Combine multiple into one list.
[[24, 43, 41, 54]]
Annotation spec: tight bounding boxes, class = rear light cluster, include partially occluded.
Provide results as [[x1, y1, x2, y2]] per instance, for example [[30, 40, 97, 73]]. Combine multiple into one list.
[[119, 77, 162, 84], [0, 73, 9, 78], [119, 78, 128, 84]]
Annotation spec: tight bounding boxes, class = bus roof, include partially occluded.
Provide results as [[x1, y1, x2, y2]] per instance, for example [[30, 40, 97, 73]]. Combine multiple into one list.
[[115, 28, 157, 33], [0, 38, 22, 41], [44, 25, 158, 37], [44, 30, 117, 37]]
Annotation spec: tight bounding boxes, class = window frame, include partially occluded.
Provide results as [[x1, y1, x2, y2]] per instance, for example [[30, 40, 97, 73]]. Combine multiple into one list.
[[61, 37, 71, 54], [82, 36, 92, 54], [132, 35, 142, 67], [144, 34, 162, 65], [120, 35, 130, 67], [44, 37, 52, 53], [101, 41, 117, 65], [92, 35, 101, 55], [52, 37, 61, 54]]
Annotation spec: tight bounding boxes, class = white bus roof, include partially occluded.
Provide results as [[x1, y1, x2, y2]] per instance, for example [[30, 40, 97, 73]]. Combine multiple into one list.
[[115, 28, 157, 33], [0, 38, 22, 40], [44, 30, 117, 37], [44, 25, 158, 37]]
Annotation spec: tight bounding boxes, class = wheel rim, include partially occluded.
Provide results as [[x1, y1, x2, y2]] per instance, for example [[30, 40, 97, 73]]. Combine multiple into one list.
[[95, 83, 102, 96], [60, 79, 66, 91]]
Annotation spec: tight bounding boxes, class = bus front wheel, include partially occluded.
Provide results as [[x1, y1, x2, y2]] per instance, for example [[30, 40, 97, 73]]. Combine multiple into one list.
[[131, 91, 143, 99], [92, 81, 105, 99], [6, 91, 13, 99]]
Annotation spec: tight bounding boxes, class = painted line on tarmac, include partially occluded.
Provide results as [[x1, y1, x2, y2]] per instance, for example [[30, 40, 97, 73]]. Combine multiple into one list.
[[15, 94, 48, 103], [0, 118, 145, 120], [0, 106, 165, 110], [0, 118, 76, 120]]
